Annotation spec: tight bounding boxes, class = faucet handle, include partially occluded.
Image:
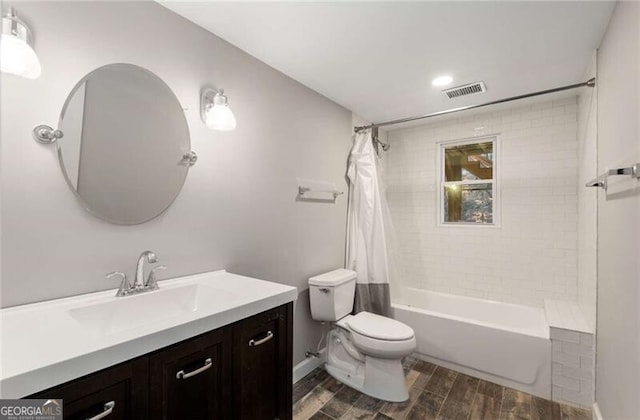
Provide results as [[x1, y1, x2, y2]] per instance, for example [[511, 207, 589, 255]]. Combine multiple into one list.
[[106, 271, 131, 297], [145, 265, 166, 290]]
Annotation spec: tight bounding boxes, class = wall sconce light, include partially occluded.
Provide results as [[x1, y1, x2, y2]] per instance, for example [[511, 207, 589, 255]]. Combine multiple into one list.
[[1, 7, 41, 79], [200, 88, 236, 131]]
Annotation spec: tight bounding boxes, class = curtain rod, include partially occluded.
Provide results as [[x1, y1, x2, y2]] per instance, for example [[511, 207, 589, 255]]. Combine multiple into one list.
[[354, 78, 596, 132]]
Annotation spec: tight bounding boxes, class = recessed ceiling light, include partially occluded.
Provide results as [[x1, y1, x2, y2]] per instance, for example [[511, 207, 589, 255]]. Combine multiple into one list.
[[432, 75, 453, 87]]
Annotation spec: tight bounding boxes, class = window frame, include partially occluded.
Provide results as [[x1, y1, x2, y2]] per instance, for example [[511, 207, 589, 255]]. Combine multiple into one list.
[[436, 134, 501, 228]]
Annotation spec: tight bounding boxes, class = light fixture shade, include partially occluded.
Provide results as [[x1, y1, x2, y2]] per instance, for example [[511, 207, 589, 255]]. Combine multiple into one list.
[[1, 9, 41, 79], [201, 88, 237, 131], [206, 105, 236, 131]]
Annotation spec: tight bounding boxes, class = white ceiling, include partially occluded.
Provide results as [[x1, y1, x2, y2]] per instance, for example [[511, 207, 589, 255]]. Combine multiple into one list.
[[159, 1, 614, 124]]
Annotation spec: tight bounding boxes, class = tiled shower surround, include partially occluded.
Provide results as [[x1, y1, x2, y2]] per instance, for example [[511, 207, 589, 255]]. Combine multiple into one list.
[[550, 328, 595, 408], [385, 98, 579, 307]]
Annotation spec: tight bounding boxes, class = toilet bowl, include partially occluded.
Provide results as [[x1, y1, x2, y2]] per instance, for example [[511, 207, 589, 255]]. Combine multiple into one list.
[[309, 269, 416, 402]]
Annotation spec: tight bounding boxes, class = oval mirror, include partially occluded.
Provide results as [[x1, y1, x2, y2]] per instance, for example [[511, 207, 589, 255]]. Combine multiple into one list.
[[56, 63, 192, 224]]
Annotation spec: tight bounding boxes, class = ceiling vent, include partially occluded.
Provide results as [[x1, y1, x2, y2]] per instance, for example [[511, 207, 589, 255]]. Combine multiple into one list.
[[443, 81, 487, 99]]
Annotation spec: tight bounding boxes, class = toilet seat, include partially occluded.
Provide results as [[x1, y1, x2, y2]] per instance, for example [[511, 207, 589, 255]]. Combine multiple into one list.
[[339, 311, 416, 359], [350, 330, 416, 359], [347, 311, 414, 341]]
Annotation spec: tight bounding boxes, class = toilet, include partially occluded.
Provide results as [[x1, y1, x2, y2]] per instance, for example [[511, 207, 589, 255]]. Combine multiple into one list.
[[309, 268, 416, 402]]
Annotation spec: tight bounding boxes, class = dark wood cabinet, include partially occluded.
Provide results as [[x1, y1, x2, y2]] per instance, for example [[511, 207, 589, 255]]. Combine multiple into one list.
[[28, 303, 292, 420], [232, 304, 293, 420], [149, 327, 231, 420], [30, 358, 148, 420]]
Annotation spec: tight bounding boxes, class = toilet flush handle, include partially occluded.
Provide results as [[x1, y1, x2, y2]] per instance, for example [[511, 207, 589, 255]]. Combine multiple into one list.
[[319, 288, 331, 293]]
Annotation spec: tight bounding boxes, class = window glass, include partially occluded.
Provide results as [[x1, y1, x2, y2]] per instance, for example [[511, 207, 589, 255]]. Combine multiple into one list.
[[441, 139, 496, 225], [444, 141, 493, 181], [443, 183, 493, 223]]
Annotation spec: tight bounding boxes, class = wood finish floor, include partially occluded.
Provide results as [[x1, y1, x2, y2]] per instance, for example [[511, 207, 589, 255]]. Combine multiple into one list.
[[293, 356, 591, 420]]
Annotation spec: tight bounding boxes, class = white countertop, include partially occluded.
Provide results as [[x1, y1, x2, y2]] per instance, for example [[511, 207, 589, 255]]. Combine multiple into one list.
[[0, 270, 297, 398]]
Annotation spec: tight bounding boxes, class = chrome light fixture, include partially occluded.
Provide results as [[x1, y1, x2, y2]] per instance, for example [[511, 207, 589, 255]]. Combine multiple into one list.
[[200, 88, 236, 131], [1, 7, 41, 79]]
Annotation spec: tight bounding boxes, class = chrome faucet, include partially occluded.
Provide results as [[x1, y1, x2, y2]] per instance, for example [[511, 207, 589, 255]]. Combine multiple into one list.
[[106, 250, 165, 297], [106, 271, 132, 297], [135, 250, 158, 289]]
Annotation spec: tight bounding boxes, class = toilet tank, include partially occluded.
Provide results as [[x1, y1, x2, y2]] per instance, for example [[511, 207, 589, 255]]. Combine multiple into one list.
[[309, 269, 357, 321]]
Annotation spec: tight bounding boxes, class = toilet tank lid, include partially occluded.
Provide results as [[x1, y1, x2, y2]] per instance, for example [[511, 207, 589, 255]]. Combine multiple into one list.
[[309, 269, 357, 286]]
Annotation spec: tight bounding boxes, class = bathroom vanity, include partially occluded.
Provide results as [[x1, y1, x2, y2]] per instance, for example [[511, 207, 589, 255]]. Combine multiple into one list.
[[0, 271, 297, 420]]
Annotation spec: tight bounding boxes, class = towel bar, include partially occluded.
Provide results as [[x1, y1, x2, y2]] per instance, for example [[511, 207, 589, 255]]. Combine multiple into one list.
[[586, 163, 639, 190], [298, 186, 344, 199]]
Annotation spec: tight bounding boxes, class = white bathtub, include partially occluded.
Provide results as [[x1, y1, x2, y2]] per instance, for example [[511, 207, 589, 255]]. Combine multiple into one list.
[[392, 287, 551, 398]]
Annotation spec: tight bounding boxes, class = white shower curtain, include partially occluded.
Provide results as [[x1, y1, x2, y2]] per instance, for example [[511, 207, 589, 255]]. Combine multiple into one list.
[[346, 130, 394, 316]]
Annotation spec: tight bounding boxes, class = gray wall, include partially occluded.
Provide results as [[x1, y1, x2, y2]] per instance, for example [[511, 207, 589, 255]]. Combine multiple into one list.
[[595, 1, 640, 418], [0, 1, 352, 366]]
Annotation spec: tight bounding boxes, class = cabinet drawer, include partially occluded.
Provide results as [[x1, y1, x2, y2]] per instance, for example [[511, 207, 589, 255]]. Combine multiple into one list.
[[149, 327, 231, 420], [29, 359, 147, 420], [64, 382, 127, 420]]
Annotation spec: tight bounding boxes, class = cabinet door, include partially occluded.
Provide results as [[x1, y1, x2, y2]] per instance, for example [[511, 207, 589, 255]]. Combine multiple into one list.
[[29, 358, 148, 420], [149, 327, 231, 420], [233, 303, 293, 420]]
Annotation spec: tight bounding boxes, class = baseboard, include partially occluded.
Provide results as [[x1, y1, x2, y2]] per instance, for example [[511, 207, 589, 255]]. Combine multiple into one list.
[[293, 348, 325, 384], [592, 403, 603, 420]]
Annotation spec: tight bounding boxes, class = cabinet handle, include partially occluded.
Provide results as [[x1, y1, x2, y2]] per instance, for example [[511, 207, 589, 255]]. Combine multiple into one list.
[[176, 357, 213, 379], [249, 331, 274, 347], [86, 401, 115, 420]]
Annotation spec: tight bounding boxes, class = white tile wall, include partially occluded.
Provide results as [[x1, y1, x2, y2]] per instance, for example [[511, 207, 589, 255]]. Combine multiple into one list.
[[385, 98, 579, 307], [550, 327, 595, 408]]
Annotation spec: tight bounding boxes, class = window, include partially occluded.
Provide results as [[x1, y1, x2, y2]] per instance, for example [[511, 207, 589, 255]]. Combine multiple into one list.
[[438, 136, 498, 226]]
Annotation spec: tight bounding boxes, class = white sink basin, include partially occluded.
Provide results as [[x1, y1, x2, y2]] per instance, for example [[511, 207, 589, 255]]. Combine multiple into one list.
[[68, 284, 238, 335], [1, 270, 297, 399]]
